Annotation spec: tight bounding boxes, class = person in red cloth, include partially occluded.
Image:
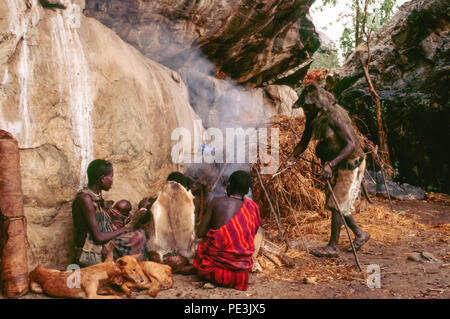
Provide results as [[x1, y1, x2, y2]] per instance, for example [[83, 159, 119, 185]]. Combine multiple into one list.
[[194, 170, 261, 291]]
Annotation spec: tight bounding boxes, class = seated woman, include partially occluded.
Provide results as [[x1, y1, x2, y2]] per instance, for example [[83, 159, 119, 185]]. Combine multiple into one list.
[[71, 159, 147, 267], [193, 170, 261, 291]]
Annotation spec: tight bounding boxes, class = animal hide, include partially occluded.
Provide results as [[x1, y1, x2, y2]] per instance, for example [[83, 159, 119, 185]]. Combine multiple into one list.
[[145, 181, 196, 260]]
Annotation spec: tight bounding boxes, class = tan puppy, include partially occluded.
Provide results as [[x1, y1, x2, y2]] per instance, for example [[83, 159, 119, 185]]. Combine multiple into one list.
[[117, 255, 173, 298], [29, 252, 145, 299]]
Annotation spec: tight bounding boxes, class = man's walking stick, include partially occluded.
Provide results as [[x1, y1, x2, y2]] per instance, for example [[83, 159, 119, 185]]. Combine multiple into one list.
[[325, 179, 363, 272]]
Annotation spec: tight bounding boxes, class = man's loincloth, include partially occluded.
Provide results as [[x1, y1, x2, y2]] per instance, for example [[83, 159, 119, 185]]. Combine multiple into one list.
[[326, 157, 366, 216]]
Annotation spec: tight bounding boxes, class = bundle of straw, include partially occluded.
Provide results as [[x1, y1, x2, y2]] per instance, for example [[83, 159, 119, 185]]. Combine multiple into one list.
[[251, 116, 326, 220]]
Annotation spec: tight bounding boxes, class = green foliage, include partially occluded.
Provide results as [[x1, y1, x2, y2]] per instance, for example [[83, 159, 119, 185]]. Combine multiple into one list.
[[316, 0, 399, 61], [310, 48, 340, 71], [39, 0, 66, 9], [379, 0, 396, 25], [393, 160, 400, 169], [381, 100, 388, 114], [368, 100, 388, 122], [322, 0, 338, 6], [392, 160, 400, 179], [339, 27, 354, 59]]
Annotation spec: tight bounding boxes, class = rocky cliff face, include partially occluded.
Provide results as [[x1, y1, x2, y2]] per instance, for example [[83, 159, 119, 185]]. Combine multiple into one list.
[[0, 0, 318, 269], [0, 0, 203, 268], [83, 0, 319, 87], [83, 0, 316, 142], [327, 0, 449, 192]]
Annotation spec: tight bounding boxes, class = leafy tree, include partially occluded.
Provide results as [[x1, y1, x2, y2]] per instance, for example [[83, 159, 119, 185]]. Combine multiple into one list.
[[357, 0, 395, 175], [318, 0, 398, 61]]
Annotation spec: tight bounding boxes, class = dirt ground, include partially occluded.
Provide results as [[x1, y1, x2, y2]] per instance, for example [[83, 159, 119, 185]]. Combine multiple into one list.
[[4, 197, 449, 300]]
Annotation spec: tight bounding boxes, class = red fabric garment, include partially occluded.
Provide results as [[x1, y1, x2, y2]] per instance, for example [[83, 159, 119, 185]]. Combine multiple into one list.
[[193, 198, 261, 290]]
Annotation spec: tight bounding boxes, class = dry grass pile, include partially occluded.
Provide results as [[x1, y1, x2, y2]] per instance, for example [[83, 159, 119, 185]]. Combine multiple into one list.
[[251, 115, 326, 219]]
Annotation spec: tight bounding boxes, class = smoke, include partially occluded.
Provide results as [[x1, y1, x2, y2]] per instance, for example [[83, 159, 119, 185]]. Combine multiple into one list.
[[169, 41, 279, 197], [83, 1, 286, 195]]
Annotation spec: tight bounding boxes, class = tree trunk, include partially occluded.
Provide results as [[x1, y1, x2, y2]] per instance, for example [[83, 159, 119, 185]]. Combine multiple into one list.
[[358, 0, 392, 177], [358, 53, 392, 176]]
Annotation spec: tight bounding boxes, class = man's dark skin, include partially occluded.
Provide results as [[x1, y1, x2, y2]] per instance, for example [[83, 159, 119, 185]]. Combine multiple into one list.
[[288, 85, 369, 257], [72, 166, 131, 247], [196, 183, 246, 238]]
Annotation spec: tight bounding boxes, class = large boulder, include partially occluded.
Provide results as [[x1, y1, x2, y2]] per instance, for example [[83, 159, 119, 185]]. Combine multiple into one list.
[[83, 0, 320, 87], [327, 0, 449, 193], [82, 0, 314, 128], [365, 171, 425, 201], [0, 1, 202, 269]]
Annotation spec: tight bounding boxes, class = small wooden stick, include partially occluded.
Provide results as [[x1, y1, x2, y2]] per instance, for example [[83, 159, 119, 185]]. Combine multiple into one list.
[[211, 163, 227, 192], [379, 162, 394, 212], [365, 169, 377, 185], [254, 167, 284, 241], [291, 208, 309, 253], [271, 166, 291, 179], [326, 180, 362, 272], [275, 192, 291, 251], [261, 248, 282, 267]]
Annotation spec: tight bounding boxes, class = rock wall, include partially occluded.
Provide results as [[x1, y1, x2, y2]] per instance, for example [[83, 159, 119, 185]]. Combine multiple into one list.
[[0, 0, 318, 269], [0, 0, 203, 269], [83, 0, 319, 87], [326, 0, 449, 192], [83, 0, 315, 127]]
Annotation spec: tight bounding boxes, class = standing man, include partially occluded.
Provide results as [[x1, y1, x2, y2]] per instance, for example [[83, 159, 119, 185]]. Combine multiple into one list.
[[288, 83, 370, 257]]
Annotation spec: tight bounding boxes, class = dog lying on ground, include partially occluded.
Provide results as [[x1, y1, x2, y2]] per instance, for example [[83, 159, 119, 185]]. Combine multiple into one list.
[[29, 250, 145, 299], [116, 254, 173, 298]]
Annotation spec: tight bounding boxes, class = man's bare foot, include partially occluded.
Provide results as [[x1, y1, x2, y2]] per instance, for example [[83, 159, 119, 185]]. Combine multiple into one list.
[[310, 245, 339, 258], [347, 232, 370, 252]]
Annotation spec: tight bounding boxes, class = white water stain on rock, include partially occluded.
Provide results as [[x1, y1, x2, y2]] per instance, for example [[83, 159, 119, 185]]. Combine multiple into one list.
[[1, 67, 8, 86], [6, 0, 40, 40], [50, 8, 94, 187], [18, 38, 32, 147], [0, 0, 41, 146], [6, 0, 25, 36]]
